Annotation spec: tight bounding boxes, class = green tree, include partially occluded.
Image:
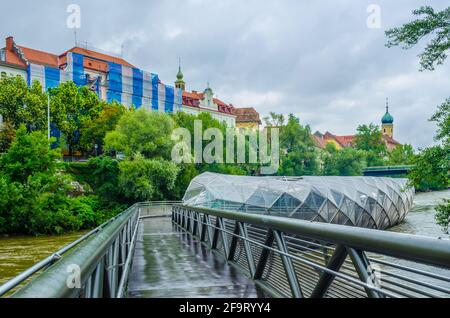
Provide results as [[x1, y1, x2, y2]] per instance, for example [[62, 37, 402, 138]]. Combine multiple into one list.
[[0, 121, 16, 153], [0, 75, 27, 129], [278, 114, 319, 176], [118, 153, 179, 202], [386, 5, 450, 197], [79, 101, 126, 154], [0, 76, 47, 132], [22, 81, 48, 131], [263, 112, 285, 127], [321, 143, 366, 176], [408, 146, 449, 191], [49, 82, 102, 156], [0, 127, 81, 235], [85, 156, 124, 204], [435, 199, 450, 234], [0, 126, 60, 183], [172, 111, 251, 176], [386, 6, 450, 71], [387, 144, 416, 165], [105, 108, 174, 159], [354, 123, 387, 167], [430, 98, 450, 146]]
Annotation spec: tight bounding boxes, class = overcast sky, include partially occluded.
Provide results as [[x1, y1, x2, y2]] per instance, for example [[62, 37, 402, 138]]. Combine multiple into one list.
[[1, 0, 449, 148]]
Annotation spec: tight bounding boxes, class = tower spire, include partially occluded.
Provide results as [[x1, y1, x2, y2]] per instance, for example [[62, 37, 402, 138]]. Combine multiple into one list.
[[381, 97, 394, 138], [175, 57, 185, 91]]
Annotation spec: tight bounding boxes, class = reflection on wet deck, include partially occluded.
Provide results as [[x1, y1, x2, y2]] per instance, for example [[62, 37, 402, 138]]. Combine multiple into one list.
[[127, 217, 265, 298]]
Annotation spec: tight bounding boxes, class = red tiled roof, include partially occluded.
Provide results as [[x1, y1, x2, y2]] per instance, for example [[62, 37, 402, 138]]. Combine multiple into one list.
[[4, 37, 135, 69], [235, 107, 261, 124], [182, 90, 236, 115], [183, 90, 202, 99], [311, 134, 326, 148], [382, 134, 401, 145], [314, 130, 401, 149], [322, 132, 344, 147], [61, 47, 135, 68], [17, 45, 59, 68], [335, 135, 354, 147]]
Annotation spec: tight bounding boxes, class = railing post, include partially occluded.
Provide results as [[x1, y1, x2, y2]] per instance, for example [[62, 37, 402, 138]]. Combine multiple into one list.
[[205, 215, 214, 246], [310, 244, 348, 298], [218, 217, 229, 258], [347, 247, 382, 298], [274, 231, 303, 298], [200, 214, 207, 242], [113, 237, 120, 297], [186, 210, 191, 232], [211, 217, 221, 250], [227, 222, 241, 261], [254, 229, 275, 280], [92, 259, 105, 298], [176, 207, 180, 225], [238, 223, 256, 277], [181, 209, 186, 228], [192, 212, 199, 237]]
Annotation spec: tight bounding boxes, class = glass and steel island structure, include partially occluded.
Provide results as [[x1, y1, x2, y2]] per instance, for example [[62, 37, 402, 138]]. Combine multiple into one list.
[[183, 172, 415, 230]]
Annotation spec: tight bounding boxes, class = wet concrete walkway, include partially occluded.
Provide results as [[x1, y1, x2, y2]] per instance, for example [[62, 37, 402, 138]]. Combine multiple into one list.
[[127, 217, 265, 298]]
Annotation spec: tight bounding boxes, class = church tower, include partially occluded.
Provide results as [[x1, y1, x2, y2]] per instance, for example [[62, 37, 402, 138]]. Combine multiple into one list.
[[381, 98, 394, 138], [175, 59, 186, 91]]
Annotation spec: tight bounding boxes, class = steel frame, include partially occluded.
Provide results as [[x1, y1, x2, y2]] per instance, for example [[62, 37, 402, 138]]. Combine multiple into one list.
[[171, 205, 450, 298]]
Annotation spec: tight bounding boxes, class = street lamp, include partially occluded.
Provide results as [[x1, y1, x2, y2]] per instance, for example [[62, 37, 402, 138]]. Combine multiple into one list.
[[47, 93, 50, 141]]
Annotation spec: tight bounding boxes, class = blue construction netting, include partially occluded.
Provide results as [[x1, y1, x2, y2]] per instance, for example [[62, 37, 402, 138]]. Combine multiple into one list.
[[44, 66, 60, 89], [151, 73, 159, 111], [107, 62, 122, 104], [164, 85, 174, 113], [72, 53, 86, 86], [132, 68, 143, 109]]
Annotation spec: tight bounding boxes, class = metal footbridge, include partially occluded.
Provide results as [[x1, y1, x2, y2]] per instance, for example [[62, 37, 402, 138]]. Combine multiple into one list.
[[1, 202, 450, 298]]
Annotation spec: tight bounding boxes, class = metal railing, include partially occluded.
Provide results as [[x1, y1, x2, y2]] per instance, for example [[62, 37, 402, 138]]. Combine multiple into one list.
[[172, 205, 450, 298], [3, 201, 449, 298], [0, 201, 179, 298]]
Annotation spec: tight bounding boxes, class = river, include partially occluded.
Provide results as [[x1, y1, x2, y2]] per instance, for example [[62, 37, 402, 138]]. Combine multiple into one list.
[[389, 189, 449, 238], [0, 190, 449, 288]]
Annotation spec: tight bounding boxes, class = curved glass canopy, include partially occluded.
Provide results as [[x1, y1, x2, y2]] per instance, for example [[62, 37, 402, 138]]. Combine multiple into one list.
[[183, 172, 415, 230]]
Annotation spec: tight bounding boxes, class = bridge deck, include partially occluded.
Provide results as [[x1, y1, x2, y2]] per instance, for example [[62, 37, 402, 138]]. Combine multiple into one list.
[[127, 217, 266, 298]]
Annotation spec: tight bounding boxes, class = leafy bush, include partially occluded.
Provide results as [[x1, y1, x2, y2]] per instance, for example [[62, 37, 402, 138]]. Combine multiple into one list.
[[105, 109, 175, 159], [118, 154, 179, 202], [435, 199, 450, 234], [408, 145, 450, 191], [0, 128, 124, 235], [321, 144, 367, 176]]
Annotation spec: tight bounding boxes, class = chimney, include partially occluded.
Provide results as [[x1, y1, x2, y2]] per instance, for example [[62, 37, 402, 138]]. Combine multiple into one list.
[[6, 36, 14, 51]]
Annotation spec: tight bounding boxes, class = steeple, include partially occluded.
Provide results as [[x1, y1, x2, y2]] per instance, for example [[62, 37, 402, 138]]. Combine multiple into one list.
[[175, 57, 185, 91], [382, 98, 394, 124], [381, 97, 394, 138]]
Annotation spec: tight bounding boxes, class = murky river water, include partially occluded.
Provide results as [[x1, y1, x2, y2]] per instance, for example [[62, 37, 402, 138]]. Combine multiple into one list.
[[0, 190, 448, 288], [0, 231, 86, 285], [389, 189, 449, 239]]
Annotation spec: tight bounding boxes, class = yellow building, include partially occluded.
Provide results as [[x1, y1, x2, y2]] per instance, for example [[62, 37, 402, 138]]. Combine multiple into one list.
[[235, 107, 261, 130]]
